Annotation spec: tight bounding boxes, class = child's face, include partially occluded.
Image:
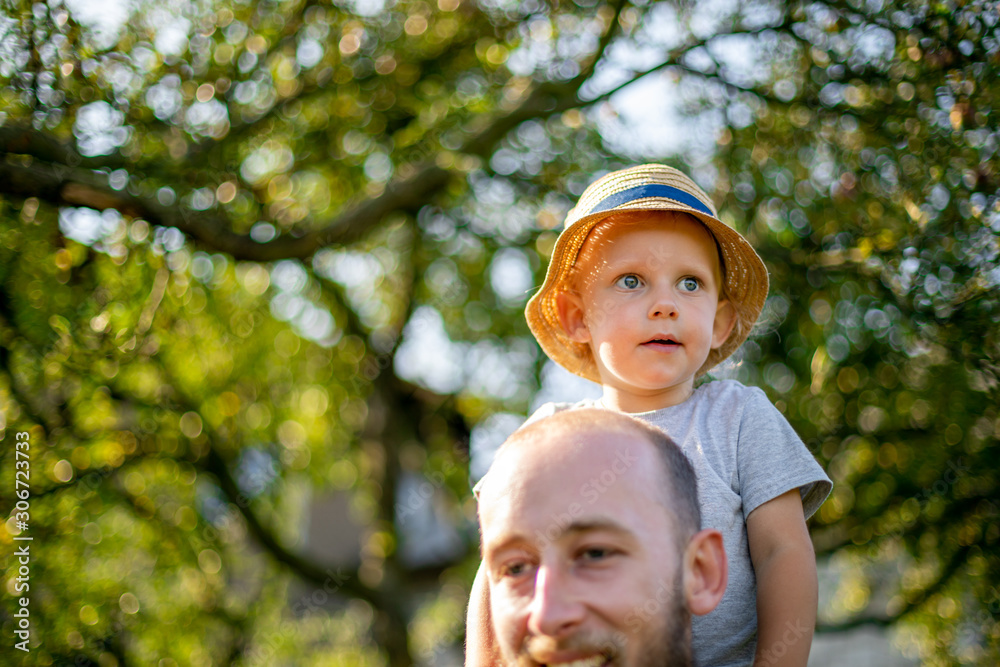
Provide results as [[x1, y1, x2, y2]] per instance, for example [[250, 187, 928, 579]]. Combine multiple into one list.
[[557, 212, 735, 410]]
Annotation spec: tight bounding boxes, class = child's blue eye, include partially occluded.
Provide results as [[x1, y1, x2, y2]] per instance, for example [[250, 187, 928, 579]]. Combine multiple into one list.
[[679, 277, 700, 292], [616, 275, 642, 290]]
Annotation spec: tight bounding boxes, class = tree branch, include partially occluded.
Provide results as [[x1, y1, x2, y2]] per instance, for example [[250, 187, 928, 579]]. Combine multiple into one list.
[[0, 154, 450, 261], [578, 19, 796, 106], [200, 443, 383, 604], [1, 20, 799, 265], [0, 306, 60, 435], [571, 0, 629, 86], [187, 19, 487, 166], [0, 125, 125, 170]]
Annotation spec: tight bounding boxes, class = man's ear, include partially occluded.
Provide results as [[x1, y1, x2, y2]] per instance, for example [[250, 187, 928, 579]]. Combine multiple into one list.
[[555, 291, 591, 343], [683, 528, 727, 616], [711, 300, 737, 350]]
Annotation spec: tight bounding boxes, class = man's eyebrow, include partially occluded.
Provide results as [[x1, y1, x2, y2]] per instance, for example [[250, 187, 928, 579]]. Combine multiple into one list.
[[485, 517, 638, 559], [482, 531, 530, 563], [560, 518, 638, 541]]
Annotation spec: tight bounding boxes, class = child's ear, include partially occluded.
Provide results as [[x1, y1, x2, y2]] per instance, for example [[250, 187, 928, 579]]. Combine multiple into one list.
[[711, 299, 737, 350], [683, 528, 728, 616], [555, 291, 591, 343]]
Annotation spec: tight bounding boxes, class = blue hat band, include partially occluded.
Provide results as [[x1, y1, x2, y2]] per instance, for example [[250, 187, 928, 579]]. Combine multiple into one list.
[[588, 184, 714, 218]]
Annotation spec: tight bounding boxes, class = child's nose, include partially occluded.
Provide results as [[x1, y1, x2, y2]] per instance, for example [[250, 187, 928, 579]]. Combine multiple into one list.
[[649, 292, 679, 319]]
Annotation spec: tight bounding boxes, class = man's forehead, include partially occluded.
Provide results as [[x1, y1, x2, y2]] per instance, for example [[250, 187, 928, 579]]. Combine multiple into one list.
[[489, 421, 649, 480], [479, 420, 665, 523]]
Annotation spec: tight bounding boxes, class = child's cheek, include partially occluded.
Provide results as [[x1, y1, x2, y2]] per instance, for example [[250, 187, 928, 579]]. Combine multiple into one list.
[[587, 296, 620, 329]]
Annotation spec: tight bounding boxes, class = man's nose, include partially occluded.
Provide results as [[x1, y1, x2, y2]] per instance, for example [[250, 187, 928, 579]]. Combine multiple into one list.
[[526, 564, 586, 639]]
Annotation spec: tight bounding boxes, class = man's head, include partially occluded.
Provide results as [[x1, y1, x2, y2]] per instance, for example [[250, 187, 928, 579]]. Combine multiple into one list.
[[525, 164, 769, 386], [477, 409, 727, 667]]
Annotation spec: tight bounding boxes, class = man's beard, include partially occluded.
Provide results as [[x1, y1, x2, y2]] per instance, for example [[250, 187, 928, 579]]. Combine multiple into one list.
[[505, 571, 692, 667]]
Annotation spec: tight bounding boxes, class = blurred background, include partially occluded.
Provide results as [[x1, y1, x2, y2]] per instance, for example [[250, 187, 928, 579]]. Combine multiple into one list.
[[0, 0, 997, 665]]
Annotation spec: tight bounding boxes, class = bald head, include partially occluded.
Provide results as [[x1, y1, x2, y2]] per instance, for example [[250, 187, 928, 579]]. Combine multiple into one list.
[[480, 408, 701, 545], [477, 409, 714, 667]]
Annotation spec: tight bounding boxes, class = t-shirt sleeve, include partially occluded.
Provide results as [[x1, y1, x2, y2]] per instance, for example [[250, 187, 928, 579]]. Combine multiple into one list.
[[736, 388, 832, 521]]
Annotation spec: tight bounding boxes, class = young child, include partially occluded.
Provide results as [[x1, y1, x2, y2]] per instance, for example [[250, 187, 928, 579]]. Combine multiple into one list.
[[467, 164, 832, 667]]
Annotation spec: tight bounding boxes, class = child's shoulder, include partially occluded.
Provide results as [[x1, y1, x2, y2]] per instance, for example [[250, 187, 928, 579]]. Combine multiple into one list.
[[692, 378, 772, 410], [694, 377, 755, 398]]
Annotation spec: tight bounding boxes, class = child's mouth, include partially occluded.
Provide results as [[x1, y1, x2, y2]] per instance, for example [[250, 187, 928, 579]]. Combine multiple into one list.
[[643, 337, 679, 348]]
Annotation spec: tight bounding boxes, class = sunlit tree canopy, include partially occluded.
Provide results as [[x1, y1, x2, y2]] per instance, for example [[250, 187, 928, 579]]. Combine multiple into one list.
[[1, 0, 998, 665]]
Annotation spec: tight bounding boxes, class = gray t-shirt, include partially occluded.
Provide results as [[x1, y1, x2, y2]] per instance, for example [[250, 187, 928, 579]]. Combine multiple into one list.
[[506, 379, 833, 667]]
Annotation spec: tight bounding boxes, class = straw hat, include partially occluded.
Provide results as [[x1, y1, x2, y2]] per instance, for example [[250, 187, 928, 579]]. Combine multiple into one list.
[[525, 163, 769, 383]]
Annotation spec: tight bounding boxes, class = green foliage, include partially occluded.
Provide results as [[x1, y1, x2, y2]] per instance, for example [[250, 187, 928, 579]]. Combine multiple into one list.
[[704, 3, 1000, 663], [1, 0, 998, 665]]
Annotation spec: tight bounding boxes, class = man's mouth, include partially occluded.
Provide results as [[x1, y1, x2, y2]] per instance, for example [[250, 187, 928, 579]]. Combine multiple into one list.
[[541, 655, 610, 667]]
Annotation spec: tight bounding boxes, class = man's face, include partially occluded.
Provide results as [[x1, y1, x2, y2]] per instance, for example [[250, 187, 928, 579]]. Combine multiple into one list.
[[478, 425, 692, 667], [565, 212, 732, 410]]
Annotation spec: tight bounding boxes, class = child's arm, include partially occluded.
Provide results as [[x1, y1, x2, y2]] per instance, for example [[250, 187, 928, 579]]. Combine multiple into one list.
[[466, 560, 501, 666], [746, 489, 817, 667]]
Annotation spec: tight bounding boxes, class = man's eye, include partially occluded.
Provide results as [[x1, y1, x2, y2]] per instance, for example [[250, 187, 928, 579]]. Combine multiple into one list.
[[615, 275, 642, 290], [679, 277, 701, 292], [580, 547, 613, 562], [502, 562, 530, 578]]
